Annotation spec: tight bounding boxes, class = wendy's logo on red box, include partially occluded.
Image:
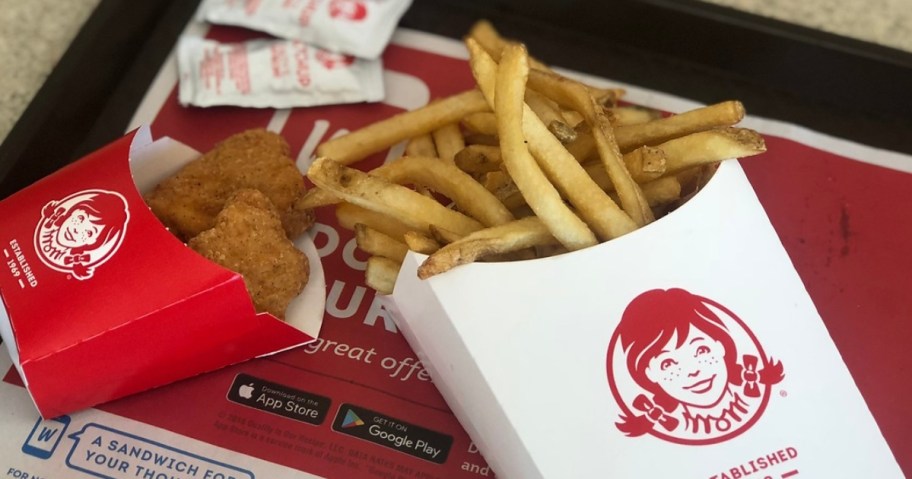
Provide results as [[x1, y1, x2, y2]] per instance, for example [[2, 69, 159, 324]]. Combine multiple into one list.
[[329, 0, 367, 21], [607, 289, 785, 445], [33, 190, 129, 280]]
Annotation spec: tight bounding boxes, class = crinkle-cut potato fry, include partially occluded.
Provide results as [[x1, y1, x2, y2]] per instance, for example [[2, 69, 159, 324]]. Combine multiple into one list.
[[355, 224, 409, 263], [405, 133, 438, 158], [403, 231, 442, 255], [418, 217, 559, 279], [309, 158, 484, 236], [366, 256, 401, 295], [527, 68, 654, 226], [462, 112, 498, 135], [336, 203, 414, 241], [431, 123, 466, 164], [468, 39, 635, 242], [655, 127, 766, 174], [316, 89, 489, 165], [475, 41, 597, 250]]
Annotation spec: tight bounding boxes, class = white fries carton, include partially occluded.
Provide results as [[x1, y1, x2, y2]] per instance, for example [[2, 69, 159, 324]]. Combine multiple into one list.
[[383, 160, 902, 478]]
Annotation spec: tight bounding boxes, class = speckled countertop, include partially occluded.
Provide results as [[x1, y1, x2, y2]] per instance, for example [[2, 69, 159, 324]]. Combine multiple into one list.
[[1, 0, 911, 144]]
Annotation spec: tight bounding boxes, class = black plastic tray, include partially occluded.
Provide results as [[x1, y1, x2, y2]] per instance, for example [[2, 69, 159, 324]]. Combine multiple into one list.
[[3, 0, 912, 200]]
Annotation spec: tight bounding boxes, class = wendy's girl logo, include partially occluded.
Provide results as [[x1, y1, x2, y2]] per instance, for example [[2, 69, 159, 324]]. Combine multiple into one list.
[[606, 288, 784, 445], [33, 189, 129, 280]]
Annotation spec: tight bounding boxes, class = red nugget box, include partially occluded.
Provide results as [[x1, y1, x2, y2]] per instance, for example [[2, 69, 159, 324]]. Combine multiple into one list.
[[0, 126, 324, 418]]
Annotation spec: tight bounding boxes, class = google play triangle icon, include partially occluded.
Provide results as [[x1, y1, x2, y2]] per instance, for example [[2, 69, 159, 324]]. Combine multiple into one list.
[[341, 409, 365, 428]]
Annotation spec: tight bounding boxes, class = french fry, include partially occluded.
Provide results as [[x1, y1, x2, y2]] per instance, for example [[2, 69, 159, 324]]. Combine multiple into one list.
[[462, 112, 498, 135], [307, 156, 514, 227], [374, 156, 514, 227], [609, 106, 663, 126], [454, 145, 502, 176], [365, 256, 401, 295], [316, 89, 489, 165], [640, 176, 682, 208], [656, 127, 766, 175], [468, 39, 635, 242], [355, 224, 409, 263], [560, 109, 584, 126], [565, 122, 597, 162], [467, 20, 551, 71], [431, 123, 466, 164], [591, 87, 625, 107], [527, 68, 654, 226], [566, 101, 747, 161], [526, 89, 577, 143], [478, 41, 598, 249], [306, 20, 768, 289], [404, 134, 438, 199], [620, 146, 667, 182], [335, 203, 413, 241], [418, 217, 559, 279], [405, 133, 438, 158], [463, 133, 500, 146], [583, 146, 667, 190], [615, 101, 745, 152], [309, 158, 484, 236], [403, 231, 442, 254], [429, 225, 463, 245]]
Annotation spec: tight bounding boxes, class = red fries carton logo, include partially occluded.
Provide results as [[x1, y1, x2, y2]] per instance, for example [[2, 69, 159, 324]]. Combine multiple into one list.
[[33, 189, 129, 280], [329, 0, 368, 21], [607, 288, 785, 445]]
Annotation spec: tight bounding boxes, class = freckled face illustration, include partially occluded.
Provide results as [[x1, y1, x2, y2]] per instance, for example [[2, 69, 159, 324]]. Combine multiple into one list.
[[645, 325, 729, 407], [56, 208, 103, 249]]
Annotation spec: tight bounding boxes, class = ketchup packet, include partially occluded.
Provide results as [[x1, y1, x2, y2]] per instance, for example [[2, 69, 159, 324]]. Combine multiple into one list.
[[196, 0, 413, 59], [177, 37, 384, 108]]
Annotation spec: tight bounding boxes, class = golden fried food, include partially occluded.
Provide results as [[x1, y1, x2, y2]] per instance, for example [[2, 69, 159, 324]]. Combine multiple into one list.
[[188, 189, 309, 319], [145, 129, 313, 241]]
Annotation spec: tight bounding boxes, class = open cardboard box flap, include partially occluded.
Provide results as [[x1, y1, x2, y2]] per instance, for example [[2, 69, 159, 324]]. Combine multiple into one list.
[[0, 127, 324, 418]]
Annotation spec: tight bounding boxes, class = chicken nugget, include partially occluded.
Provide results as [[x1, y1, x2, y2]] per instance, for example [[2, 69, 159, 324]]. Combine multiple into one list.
[[145, 129, 314, 241], [188, 189, 309, 319]]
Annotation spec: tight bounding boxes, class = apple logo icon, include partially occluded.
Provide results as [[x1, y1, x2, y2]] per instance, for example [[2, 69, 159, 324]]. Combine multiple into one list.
[[239, 383, 255, 399]]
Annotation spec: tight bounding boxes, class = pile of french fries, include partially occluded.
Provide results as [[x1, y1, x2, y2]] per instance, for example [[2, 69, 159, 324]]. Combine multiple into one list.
[[304, 20, 766, 294]]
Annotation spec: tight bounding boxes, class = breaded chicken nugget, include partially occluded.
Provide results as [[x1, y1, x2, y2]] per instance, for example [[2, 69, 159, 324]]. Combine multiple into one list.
[[188, 189, 309, 319], [145, 129, 314, 241]]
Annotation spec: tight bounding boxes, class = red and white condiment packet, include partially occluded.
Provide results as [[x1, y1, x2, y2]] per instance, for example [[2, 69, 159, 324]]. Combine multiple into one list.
[[177, 37, 384, 108], [196, 0, 413, 59]]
